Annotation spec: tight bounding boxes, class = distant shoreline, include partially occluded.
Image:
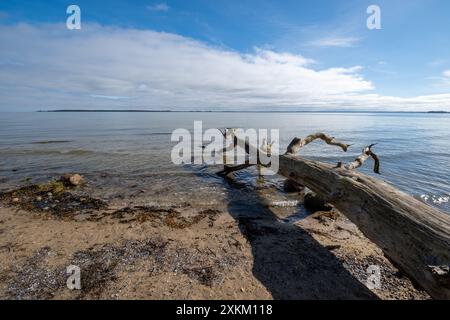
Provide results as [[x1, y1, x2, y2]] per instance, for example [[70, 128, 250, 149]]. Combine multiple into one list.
[[36, 109, 450, 114], [427, 111, 449, 114]]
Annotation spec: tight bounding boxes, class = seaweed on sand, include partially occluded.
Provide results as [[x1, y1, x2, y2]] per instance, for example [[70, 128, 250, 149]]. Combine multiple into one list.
[[0, 179, 107, 216], [107, 206, 221, 228]]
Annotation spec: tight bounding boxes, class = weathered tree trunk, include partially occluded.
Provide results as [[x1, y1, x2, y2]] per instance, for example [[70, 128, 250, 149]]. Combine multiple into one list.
[[222, 131, 450, 299], [278, 154, 450, 299]]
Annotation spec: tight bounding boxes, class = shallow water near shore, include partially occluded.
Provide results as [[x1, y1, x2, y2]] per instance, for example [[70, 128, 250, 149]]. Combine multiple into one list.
[[0, 111, 449, 213]]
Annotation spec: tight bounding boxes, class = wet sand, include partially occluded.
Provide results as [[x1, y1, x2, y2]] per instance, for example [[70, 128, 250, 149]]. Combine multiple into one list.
[[0, 178, 429, 300]]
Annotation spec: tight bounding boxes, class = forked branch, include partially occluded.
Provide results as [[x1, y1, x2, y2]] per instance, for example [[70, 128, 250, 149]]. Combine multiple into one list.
[[286, 132, 351, 155], [217, 128, 272, 175], [337, 144, 380, 174]]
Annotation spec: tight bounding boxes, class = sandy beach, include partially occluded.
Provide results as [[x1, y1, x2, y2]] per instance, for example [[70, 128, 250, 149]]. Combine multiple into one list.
[[2, 0, 450, 306], [0, 176, 429, 300]]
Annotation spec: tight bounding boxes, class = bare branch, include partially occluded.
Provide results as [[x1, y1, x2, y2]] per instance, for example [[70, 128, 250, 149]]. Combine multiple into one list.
[[216, 129, 273, 175], [286, 132, 351, 155], [204, 129, 236, 157], [344, 144, 380, 174]]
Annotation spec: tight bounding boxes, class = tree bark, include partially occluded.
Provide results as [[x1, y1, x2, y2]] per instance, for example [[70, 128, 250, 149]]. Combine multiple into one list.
[[278, 153, 450, 299]]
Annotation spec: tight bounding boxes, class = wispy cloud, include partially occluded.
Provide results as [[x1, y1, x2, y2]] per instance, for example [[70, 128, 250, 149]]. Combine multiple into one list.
[[90, 94, 131, 100], [429, 59, 448, 68], [434, 70, 450, 87], [0, 23, 449, 112], [0, 60, 25, 67], [307, 36, 361, 48], [147, 3, 170, 12], [368, 61, 398, 76]]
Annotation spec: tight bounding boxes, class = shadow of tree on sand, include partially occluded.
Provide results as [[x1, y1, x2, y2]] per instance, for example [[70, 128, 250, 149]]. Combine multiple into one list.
[[222, 175, 378, 300]]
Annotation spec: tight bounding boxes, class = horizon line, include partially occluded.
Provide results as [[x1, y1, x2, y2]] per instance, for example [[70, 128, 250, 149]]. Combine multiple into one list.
[[32, 109, 450, 114]]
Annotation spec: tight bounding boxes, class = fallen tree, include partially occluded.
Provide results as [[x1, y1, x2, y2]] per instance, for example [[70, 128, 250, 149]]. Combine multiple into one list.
[[219, 131, 450, 299]]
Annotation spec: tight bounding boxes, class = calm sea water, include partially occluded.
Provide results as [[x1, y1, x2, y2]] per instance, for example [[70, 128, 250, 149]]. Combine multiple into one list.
[[0, 112, 449, 214]]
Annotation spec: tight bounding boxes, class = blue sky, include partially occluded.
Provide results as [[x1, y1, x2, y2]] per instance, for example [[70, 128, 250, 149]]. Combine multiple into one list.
[[1, 0, 450, 111]]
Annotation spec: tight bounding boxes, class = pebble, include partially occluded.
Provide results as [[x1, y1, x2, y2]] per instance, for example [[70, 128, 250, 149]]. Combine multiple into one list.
[[69, 174, 84, 186], [12, 197, 20, 203]]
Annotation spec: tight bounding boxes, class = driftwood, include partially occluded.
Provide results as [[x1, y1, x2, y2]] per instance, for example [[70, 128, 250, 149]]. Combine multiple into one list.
[[220, 131, 450, 299], [335, 144, 380, 174], [217, 128, 273, 176], [286, 132, 351, 154]]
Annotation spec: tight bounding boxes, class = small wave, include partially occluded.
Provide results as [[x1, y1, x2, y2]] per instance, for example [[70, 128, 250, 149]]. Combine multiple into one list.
[[382, 151, 450, 159], [31, 140, 72, 145], [420, 194, 450, 204], [136, 132, 171, 136], [0, 149, 95, 156], [62, 149, 94, 156]]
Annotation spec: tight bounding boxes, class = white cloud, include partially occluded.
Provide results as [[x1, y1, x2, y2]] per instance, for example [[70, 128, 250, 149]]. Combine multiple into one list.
[[90, 94, 131, 100], [147, 3, 170, 12], [307, 36, 361, 48], [0, 23, 449, 112], [443, 70, 450, 78]]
